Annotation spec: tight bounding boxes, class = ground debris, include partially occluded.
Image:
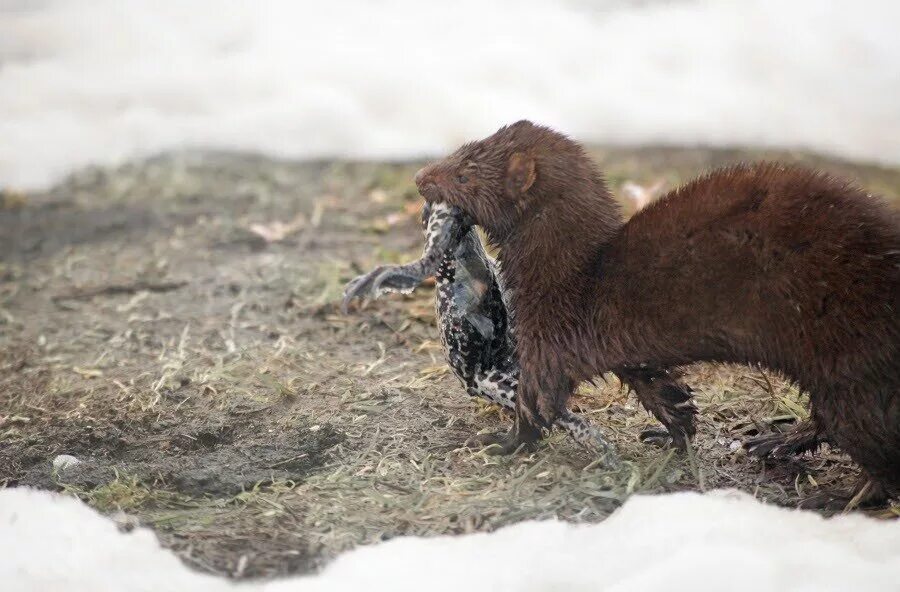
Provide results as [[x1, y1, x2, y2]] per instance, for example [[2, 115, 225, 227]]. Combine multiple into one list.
[[1, 148, 897, 579], [53, 280, 188, 302]]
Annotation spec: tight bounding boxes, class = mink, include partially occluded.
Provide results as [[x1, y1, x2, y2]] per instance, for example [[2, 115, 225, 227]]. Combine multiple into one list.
[[343, 202, 690, 456], [414, 120, 900, 500]]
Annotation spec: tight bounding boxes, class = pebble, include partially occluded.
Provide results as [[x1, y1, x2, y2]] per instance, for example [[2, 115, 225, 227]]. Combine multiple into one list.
[[52, 454, 82, 472]]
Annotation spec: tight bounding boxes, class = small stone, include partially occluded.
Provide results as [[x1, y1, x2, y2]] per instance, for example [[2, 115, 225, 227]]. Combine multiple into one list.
[[52, 454, 81, 472]]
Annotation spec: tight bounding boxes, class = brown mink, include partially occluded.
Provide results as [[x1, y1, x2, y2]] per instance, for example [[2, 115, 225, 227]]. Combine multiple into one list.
[[414, 120, 900, 500]]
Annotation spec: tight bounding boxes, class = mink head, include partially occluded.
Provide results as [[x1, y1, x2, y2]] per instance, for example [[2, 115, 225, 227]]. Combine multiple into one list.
[[414, 120, 598, 243]]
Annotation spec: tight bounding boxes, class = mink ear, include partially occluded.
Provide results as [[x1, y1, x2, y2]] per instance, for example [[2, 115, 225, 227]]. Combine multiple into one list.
[[507, 152, 536, 195]]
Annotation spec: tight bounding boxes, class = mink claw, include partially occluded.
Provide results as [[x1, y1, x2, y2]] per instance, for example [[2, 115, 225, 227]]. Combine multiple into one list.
[[465, 427, 539, 456]]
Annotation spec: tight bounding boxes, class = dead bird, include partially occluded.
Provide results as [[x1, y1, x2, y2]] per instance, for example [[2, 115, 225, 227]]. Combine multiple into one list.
[[343, 202, 617, 455], [414, 120, 900, 503]]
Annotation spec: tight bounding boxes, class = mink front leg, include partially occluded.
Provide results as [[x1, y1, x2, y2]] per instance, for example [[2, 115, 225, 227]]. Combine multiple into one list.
[[744, 419, 825, 458], [466, 370, 616, 455], [521, 361, 570, 430], [517, 368, 620, 464], [465, 359, 557, 455], [498, 361, 579, 452]]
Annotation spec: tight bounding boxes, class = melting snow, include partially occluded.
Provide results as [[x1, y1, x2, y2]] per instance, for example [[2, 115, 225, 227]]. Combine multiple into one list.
[[1, 0, 899, 189], [2, 487, 898, 592]]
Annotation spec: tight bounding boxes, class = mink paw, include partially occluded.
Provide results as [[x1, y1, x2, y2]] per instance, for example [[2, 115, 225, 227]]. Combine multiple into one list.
[[639, 426, 688, 450], [464, 424, 541, 455], [744, 432, 795, 458], [743, 421, 823, 459]]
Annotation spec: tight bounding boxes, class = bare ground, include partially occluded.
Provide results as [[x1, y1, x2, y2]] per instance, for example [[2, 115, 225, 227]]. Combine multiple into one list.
[[1, 146, 898, 579]]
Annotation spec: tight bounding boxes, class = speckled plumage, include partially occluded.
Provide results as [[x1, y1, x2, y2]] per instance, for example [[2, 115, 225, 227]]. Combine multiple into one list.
[[343, 203, 613, 453]]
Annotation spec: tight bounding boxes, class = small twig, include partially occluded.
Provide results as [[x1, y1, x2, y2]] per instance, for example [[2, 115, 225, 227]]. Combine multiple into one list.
[[745, 365, 776, 398], [843, 480, 872, 513], [267, 453, 309, 468], [374, 315, 414, 347], [229, 404, 275, 416], [373, 479, 414, 494], [758, 367, 776, 398], [53, 280, 188, 302]]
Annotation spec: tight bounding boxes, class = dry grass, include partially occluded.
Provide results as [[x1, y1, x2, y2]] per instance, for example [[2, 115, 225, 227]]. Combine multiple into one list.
[[1, 147, 898, 578]]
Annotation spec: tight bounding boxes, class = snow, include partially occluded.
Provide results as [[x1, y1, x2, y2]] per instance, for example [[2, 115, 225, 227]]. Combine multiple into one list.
[[2, 487, 898, 592], [1, 0, 899, 189]]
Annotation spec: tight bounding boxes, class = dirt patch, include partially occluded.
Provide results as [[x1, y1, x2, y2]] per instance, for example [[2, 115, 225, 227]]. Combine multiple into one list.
[[1, 147, 898, 579], [21, 413, 342, 497]]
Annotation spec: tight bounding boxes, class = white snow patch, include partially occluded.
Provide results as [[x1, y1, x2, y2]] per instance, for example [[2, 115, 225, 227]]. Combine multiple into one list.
[[1, 0, 899, 189], [2, 487, 899, 592]]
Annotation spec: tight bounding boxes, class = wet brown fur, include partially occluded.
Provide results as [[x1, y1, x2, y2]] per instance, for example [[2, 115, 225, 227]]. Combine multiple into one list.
[[415, 120, 900, 495]]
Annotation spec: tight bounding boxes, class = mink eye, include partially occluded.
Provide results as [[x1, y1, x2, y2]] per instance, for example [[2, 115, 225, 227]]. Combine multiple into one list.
[[457, 174, 469, 184]]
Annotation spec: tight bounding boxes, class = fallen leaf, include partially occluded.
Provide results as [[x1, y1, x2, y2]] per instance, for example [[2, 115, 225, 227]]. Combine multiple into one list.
[[369, 189, 389, 203], [248, 213, 307, 243]]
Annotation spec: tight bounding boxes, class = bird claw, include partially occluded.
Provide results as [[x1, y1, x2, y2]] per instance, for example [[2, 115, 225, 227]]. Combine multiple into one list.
[[556, 411, 620, 467], [341, 262, 433, 314], [341, 265, 390, 313], [743, 420, 823, 459], [372, 269, 423, 296], [584, 431, 621, 468]]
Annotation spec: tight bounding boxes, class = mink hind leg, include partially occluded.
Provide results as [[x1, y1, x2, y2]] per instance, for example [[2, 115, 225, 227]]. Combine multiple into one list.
[[799, 476, 892, 510], [614, 367, 697, 450], [811, 380, 900, 504], [744, 419, 825, 458]]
